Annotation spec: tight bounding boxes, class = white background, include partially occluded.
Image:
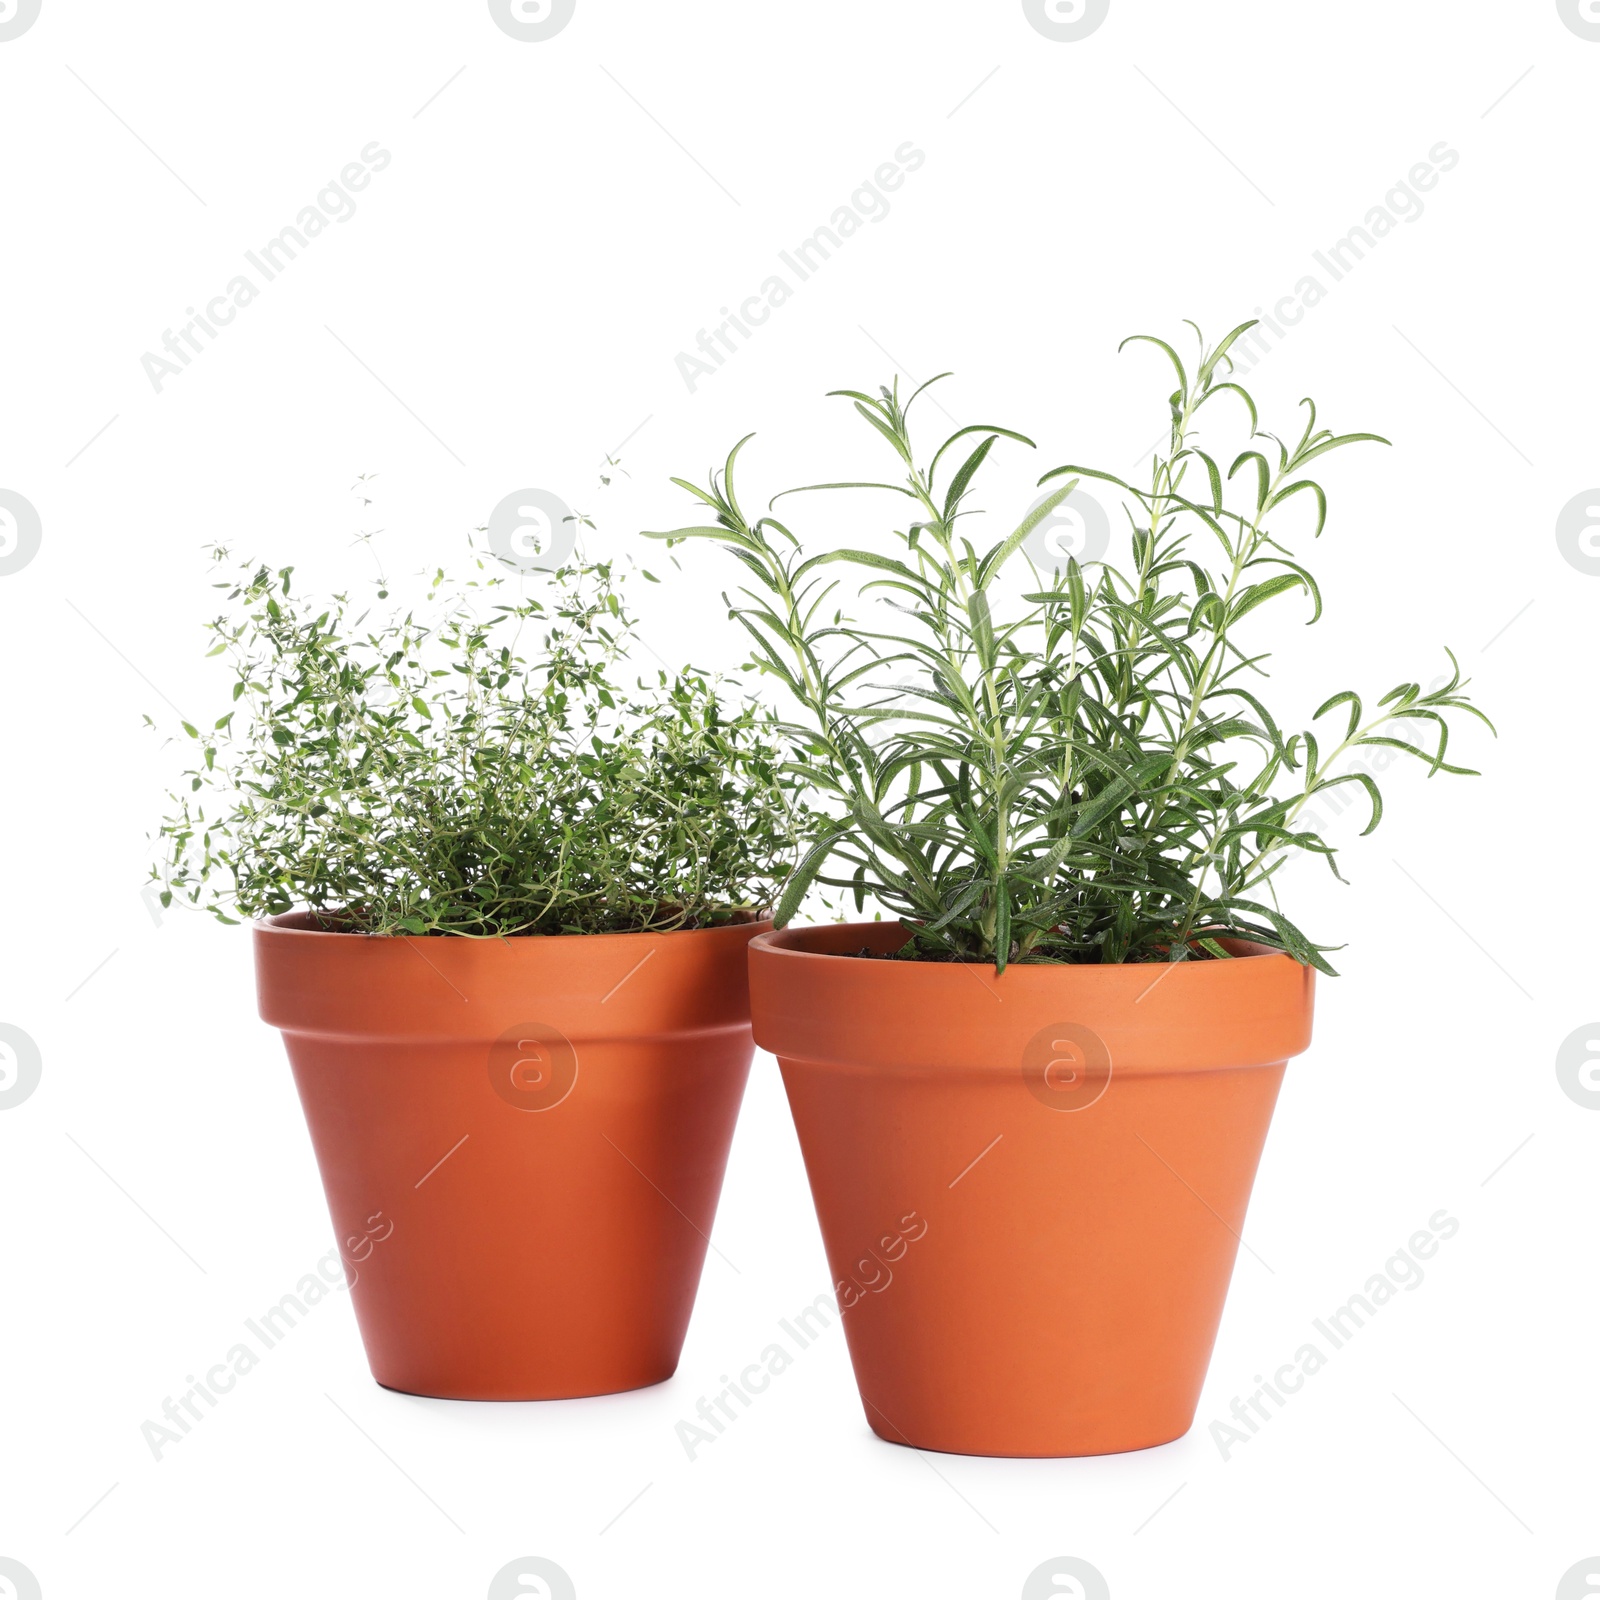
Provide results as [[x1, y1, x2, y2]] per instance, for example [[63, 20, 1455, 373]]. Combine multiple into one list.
[[1, 2, 1596, 1597]]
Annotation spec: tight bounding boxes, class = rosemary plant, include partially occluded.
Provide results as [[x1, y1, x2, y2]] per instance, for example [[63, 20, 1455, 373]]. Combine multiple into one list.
[[153, 540, 807, 936], [647, 321, 1490, 973]]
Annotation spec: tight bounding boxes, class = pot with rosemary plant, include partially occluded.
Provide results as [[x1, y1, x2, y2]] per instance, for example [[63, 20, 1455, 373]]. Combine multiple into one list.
[[154, 539, 806, 1400], [648, 322, 1491, 1456]]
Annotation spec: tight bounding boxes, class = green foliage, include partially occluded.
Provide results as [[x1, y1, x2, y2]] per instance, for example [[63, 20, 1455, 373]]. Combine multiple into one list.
[[647, 321, 1492, 973], [153, 538, 808, 937]]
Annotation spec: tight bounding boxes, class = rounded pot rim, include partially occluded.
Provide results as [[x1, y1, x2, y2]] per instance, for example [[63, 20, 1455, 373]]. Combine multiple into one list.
[[749, 919, 1300, 974], [256, 910, 773, 945], [255, 911, 771, 1040], [747, 921, 1316, 1073]]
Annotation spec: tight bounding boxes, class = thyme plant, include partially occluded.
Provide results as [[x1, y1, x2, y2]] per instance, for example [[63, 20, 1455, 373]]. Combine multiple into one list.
[[154, 541, 807, 936], [648, 321, 1490, 973]]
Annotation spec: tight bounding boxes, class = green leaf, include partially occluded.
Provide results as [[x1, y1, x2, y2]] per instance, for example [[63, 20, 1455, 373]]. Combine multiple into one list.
[[978, 478, 1079, 587], [1197, 320, 1258, 386], [1227, 572, 1309, 624], [943, 434, 998, 520], [1314, 690, 1362, 740], [928, 423, 1036, 482], [1265, 477, 1329, 537], [852, 401, 913, 463], [773, 831, 846, 925], [769, 481, 919, 505], [640, 524, 759, 550], [1119, 333, 1189, 395]]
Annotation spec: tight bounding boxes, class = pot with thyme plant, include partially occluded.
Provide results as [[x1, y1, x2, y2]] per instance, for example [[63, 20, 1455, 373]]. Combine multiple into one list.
[[649, 323, 1490, 1456], [155, 533, 806, 1400]]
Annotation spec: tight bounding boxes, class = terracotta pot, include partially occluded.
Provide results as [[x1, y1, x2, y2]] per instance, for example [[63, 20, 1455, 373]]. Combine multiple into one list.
[[255, 914, 765, 1400], [749, 921, 1314, 1457]]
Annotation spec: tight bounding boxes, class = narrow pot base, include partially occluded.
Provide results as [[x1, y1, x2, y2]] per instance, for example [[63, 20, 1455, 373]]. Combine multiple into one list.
[[375, 1366, 678, 1404], [864, 1407, 1195, 1459]]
